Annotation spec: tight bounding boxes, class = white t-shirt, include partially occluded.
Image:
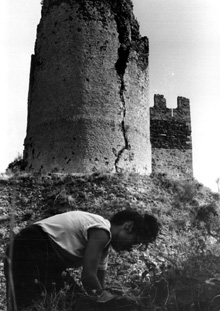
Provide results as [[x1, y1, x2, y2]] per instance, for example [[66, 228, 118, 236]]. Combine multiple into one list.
[[35, 211, 111, 270]]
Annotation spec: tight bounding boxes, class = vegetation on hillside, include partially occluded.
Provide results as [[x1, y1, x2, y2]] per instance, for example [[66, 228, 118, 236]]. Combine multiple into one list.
[[0, 171, 220, 310]]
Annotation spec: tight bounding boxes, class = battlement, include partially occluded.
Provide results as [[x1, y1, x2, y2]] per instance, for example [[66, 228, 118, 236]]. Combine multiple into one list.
[[177, 96, 190, 110], [152, 94, 190, 110], [150, 94, 191, 123], [153, 94, 167, 109], [150, 94, 192, 150]]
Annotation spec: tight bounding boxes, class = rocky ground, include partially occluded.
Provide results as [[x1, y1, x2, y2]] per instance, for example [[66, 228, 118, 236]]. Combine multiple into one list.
[[0, 172, 220, 310]]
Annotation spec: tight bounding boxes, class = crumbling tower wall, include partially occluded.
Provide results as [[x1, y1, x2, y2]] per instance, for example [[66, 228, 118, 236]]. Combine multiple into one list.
[[23, 0, 151, 174], [150, 94, 193, 178]]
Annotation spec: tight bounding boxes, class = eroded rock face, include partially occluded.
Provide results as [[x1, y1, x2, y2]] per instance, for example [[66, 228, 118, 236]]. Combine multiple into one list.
[[23, 0, 151, 174]]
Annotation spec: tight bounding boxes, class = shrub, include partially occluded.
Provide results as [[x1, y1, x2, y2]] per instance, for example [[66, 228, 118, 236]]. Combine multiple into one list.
[[6, 154, 27, 174]]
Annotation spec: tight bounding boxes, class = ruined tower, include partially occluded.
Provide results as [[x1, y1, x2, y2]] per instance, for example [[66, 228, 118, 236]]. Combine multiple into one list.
[[150, 95, 193, 178], [23, 0, 151, 174]]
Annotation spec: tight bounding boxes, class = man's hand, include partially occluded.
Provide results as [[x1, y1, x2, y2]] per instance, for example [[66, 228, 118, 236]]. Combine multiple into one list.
[[96, 290, 118, 303]]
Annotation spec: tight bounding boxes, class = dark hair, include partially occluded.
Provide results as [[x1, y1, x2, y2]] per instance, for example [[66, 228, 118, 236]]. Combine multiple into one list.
[[111, 210, 160, 245]]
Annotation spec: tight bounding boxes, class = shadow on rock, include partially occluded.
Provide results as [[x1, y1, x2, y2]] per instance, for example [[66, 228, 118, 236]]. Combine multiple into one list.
[[74, 295, 139, 311]]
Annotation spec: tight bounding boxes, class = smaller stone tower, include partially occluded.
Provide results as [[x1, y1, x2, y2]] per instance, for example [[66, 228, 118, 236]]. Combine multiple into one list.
[[150, 94, 193, 178]]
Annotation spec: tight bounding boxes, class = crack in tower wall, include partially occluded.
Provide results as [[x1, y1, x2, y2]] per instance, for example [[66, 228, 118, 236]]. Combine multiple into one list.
[[114, 83, 130, 172], [110, 0, 149, 172], [113, 6, 131, 172]]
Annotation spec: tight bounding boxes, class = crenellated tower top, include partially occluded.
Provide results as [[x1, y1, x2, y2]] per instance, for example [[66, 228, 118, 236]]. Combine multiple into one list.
[[150, 94, 192, 150], [151, 94, 190, 122]]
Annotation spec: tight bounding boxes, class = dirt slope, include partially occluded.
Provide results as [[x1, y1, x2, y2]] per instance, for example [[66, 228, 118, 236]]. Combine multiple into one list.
[[0, 172, 220, 310]]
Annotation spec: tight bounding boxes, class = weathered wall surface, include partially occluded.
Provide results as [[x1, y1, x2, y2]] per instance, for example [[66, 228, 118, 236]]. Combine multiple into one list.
[[150, 95, 193, 179], [23, 0, 151, 174]]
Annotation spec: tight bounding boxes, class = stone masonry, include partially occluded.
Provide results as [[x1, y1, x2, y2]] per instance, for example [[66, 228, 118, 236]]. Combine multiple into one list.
[[150, 94, 193, 179], [23, 0, 151, 174]]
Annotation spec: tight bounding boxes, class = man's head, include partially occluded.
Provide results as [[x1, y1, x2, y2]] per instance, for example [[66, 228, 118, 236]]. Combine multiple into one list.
[[110, 210, 160, 252]]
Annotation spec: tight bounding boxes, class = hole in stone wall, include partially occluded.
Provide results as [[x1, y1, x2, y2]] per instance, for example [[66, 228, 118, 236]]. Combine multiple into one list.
[[112, 148, 117, 156], [115, 46, 130, 76], [100, 46, 106, 52]]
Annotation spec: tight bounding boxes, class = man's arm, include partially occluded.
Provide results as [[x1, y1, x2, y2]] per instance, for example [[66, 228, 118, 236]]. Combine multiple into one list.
[[81, 228, 109, 294], [97, 269, 106, 288]]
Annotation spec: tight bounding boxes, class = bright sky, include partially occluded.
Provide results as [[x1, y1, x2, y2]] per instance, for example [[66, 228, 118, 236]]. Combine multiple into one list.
[[0, 0, 220, 191]]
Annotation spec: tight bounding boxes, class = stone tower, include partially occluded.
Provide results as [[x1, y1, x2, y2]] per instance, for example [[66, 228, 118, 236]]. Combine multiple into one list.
[[23, 0, 151, 174], [150, 94, 193, 178]]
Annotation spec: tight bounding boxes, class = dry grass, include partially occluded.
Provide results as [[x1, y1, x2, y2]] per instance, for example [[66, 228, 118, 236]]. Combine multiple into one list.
[[0, 171, 220, 310]]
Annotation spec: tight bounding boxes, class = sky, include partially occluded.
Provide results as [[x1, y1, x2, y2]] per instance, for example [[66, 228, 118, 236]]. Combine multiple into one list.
[[0, 0, 220, 192]]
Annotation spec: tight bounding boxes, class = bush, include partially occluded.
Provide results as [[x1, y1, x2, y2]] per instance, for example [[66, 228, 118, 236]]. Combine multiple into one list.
[[6, 154, 27, 174]]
